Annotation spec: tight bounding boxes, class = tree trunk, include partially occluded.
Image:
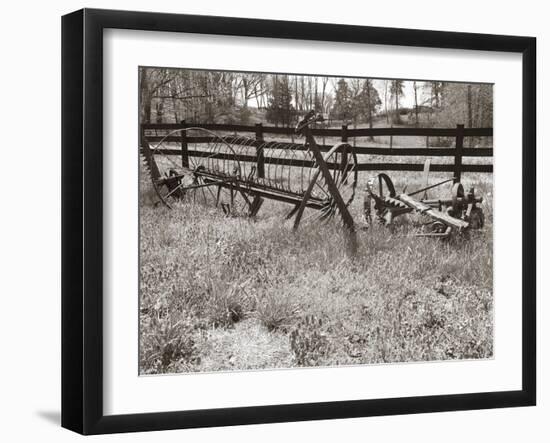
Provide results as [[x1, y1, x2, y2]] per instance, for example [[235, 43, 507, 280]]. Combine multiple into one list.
[[394, 90, 399, 124], [295, 76, 299, 113], [321, 78, 327, 115], [366, 80, 374, 141], [139, 69, 152, 124], [414, 81, 419, 127], [467, 84, 473, 147], [384, 81, 389, 124]]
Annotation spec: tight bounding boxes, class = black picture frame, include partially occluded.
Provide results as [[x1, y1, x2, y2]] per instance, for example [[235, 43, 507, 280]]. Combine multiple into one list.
[[61, 8, 536, 435]]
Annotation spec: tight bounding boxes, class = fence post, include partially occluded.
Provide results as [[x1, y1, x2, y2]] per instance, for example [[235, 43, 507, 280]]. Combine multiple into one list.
[[454, 124, 464, 183], [341, 124, 348, 143], [180, 120, 189, 168], [255, 123, 265, 178]]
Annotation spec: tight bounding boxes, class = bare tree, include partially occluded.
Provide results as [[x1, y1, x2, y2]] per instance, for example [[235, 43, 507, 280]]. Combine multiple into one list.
[[413, 81, 419, 127], [383, 80, 390, 124], [140, 68, 178, 123]]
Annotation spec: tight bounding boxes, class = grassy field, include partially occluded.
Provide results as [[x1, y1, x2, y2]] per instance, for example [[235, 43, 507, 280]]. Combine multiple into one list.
[[139, 149, 493, 375]]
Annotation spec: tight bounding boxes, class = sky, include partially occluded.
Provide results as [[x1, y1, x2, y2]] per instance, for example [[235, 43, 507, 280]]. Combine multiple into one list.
[[372, 79, 418, 108], [244, 77, 421, 110], [306, 78, 421, 110]]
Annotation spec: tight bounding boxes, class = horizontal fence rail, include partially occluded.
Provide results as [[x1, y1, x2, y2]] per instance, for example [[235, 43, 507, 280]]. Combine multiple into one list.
[[147, 139, 493, 158], [141, 122, 494, 179], [141, 122, 493, 138]]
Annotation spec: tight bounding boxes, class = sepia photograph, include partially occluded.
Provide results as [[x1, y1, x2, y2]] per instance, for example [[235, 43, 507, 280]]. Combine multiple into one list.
[[138, 67, 493, 375]]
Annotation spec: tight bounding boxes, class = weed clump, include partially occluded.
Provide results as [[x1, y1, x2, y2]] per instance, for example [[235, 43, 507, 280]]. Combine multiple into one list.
[[290, 315, 331, 366], [202, 278, 250, 328], [140, 312, 199, 374], [255, 290, 300, 332]]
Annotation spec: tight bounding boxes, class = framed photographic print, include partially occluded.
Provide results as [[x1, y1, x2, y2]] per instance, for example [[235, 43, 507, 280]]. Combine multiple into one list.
[[61, 8, 536, 435]]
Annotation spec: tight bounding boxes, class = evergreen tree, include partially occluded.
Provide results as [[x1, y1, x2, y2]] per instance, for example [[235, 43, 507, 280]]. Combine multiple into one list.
[[358, 79, 381, 124], [360, 79, 381, 139], [331, 79, 352, 122], [266, 76, 295, 127]]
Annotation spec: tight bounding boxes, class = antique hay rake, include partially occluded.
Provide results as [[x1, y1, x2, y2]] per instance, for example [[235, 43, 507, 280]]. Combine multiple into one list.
[[141, 111, 487, 244], [140, 111, 358, 248]]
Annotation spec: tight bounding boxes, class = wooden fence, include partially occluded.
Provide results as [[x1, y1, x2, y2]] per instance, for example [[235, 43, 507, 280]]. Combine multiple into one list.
[[141, 122, 493, 183]]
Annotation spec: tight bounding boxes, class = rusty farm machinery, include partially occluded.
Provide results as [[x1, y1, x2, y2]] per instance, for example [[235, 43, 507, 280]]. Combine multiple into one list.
[[363, 171, 485, 238], [140, 111, 485, 245], [141, 111, 357, 230]]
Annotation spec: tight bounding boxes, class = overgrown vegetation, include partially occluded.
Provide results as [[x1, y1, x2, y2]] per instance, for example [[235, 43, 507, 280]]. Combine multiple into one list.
[[139, 164, 493, 374]]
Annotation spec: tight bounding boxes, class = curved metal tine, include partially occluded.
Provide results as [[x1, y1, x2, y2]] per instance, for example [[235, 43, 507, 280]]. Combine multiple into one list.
[[203, 179, 218, 203], [265, 143, 274, 189], [182, 129, 195, 170], [284, 144, 292, 192], [336, 149, 351, 190], [237, 185, 251, 214], [306, 145, 314, 191], [184, 176, 201, 206], [152, 138, 181, 175], [187, 131, 203, 171], [257, 142, 266, 187], [226, 137, 236, 177], [235, 142, 244, 180], [301, 201, 334, 224], [240, 137, 250, 181], [206, 136, 218, 173], [278, 142, 287, 190], [338, 146, 350, 184], [244, 138, 256, 183], [283, 144, 292, 192], [269, 142, 278, 189], [331, 149, 343, 187], [215, 135, 228, 175], [276, 143, 287, 190], [258, 140, 268, 185], [338, 163, 357, 205], [287, 144, 299, 193], [228, 180, 247, 215], [314, 178, 330, 199], [214, 181, 233, 214], [272, 143, 284, 190], [331, 150, 339, 183], [278, 144, 287, 191], [319, 203, 337, 222], [215, 184, 222, 207], [305, 144, 313, 193], [292, 164, 322, 231], [188, 145, 199, 170], [222, 135, 231, 176], [231, 141, 242, 180], [243, 139, 252, 180], [300, 144, 306, 193], [300, 207, 323, 224], [241, 137, 252, 179], [197, 176, 210, 205]]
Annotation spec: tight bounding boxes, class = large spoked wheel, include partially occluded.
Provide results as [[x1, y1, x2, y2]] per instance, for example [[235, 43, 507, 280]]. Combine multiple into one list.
[[141, 128, 250, 214], [364, 173, 399, 224], [296, 143, 358, 225]]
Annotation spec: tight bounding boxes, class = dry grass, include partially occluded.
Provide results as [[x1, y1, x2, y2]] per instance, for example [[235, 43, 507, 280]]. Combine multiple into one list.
[[139, 159, 493, 374]]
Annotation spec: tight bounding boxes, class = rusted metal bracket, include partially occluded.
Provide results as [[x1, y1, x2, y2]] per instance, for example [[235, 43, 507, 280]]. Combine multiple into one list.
[[293, 123, 357, 254]]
